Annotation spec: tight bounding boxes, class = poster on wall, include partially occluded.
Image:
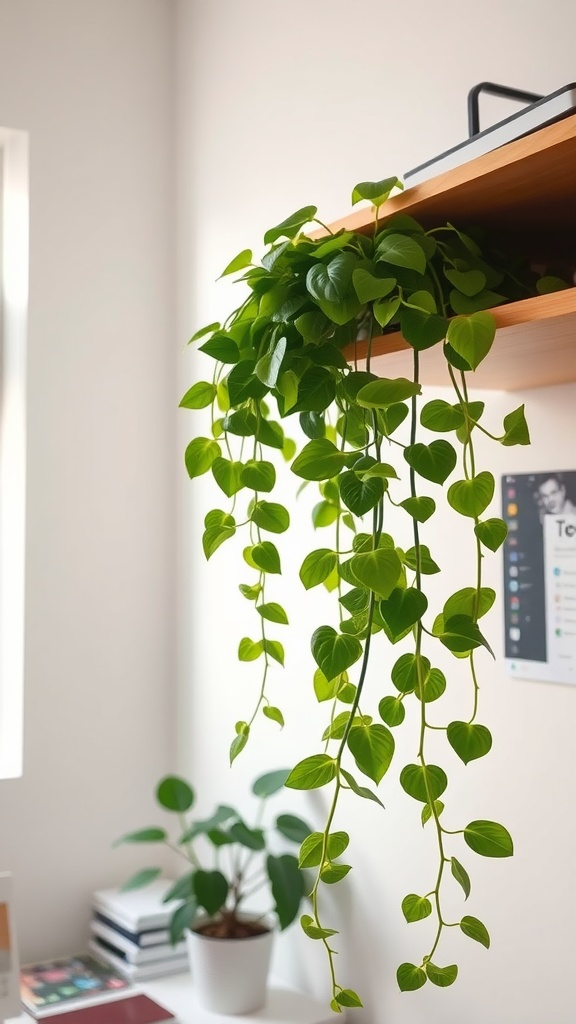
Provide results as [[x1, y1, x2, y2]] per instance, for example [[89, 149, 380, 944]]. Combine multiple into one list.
[[502, 470, 576, 685]]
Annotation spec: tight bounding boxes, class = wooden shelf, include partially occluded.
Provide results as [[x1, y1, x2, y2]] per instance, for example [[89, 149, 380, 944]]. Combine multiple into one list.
[[336, 113, 576, 389]]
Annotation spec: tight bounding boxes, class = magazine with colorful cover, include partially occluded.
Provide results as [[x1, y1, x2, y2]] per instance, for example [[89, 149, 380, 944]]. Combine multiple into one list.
[[20, 952, 131, 1018]]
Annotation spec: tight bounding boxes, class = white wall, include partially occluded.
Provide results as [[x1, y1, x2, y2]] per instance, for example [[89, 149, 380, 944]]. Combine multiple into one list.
[[0, 0, 177, 959], [176, 2, 576, 1022]]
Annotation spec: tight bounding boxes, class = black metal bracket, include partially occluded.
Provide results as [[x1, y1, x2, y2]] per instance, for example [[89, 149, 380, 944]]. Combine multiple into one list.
[[467, 82, 544, 138]]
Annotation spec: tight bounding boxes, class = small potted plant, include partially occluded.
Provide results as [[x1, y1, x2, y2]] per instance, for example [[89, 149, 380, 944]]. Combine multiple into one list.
[[115, 768, 313, 1015]]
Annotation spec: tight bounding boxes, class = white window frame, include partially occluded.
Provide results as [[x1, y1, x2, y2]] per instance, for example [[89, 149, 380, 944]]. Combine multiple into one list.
[[0, 127, 28, 779]]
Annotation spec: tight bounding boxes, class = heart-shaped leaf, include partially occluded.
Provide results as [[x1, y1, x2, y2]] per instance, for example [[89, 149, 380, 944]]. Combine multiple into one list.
[[250, 541, 281, 574], [475, 518, 508, 551], [212, 457, 244, 497], [241, 459, 276, 492], [446, 311, 496, 369], [400, 763, 447, 802], [351, 176, 403, 207], [349, 547, 402, 600], [193, 870, 229, 916], [397, 963, 427, 991], [420, 399, 464, 432], [185, 437, 221, 478], [339, 470, 384, 516], [311, 626, 362, 680], [264, 205, 317, 245], [306, 254, 362, 325], [426, 963, 458, 987], [356, 377, 421, 409], [180, 381, 217, 409], [402, 894, 432, 922], [404, 440, 457, 484], [379, 587, 428, 642], [447, 721, 493, 764], [501, 404, 530, 446], [399, 496, 436, 522], [251, 501, 290, 534], [377, 233, 427, 274], [448, 471, 495, 518], [445, 268, 486, 296], [300, 549, 338, 590], [291, 439, 348, 481], [352, 268, 396, 303], [444, 587, 495, 621], [378, 695, 405, 727], [347, 723, 395, 783]]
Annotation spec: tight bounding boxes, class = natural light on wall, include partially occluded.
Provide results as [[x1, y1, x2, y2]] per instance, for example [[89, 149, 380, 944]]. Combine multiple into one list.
[[0, 127, 28, 779]]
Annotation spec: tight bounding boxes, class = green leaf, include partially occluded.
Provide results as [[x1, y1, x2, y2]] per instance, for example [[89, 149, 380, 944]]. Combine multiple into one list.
[[115, 828, 166, 846], [238, 637, 264, 662], [185, 437, 221, 478], [267, 853, 305, 930], [241, 459, 276, 492], [403, 545, 440, 575], [377, 233, 427, 274], [179, 381, 217, 410], [219, 248, 253, 277], [536, 274, 570, 293], [229, 822, 265, 850], [347, 723, 395, 784], [356, 462, 399, 482], [451, 856, 471, 899], [251, 500, 290, 534], [299, 411, 326, 440], [402, 894, 432, 923], [448, 471, 495, 518], [255, 336, 287, 390], [227, 360, 268, 405], [373, 294, 401, 328], [440, 614, 494, 656], [252, 768, 290, 797], [447, 721, 492, 764], [212, 457, 244, 497], [339, 767, 385, 809], [168, 900, 197, 944], [223, 408, 257, 437], [391, 652, 429, 694], [277, 369, 300, 412], [426, 963, 458, 987], [189, 322, 220, 344], [444, 587, 495, 621], [298, 830, 349, 867], [414, 667, 446, 703], [351, 176, 403, 207], [450, 289, 505, 315], [276, 814, 313, 843], [349, 547, 402, 599], [464, 820, 514, 858], [320, 862, 352, 884], [446, 311, 496, 370], [400, 306, 448, 351], [379, 587, 428, 642], [229, 721, 250, 764], [352, 268, 396, 303], [121, 868, 163, 891], [420, 399, 464, 432], [294, 309, 331, 343], [311, 626, 362, 680], [399, 496, 436, 523], [291, 438, 347, 481], [251, 541, 281, 574], [421, 799, 444, 826], [501, 404, 530, 446], [404, 440, 457, 484], [199, 333, 240, 363], [460, 915, 491, 948], [264, 205, 317, 245], [263, 705, 285, 727], [312, 501, 339, 529], [475, 518, 508, 552], [445, 268, 486, 296], [378, 695, 405, 727], [156, 776, 194, 812], [397, 963, 427, 991], [300, 549, 338, 589], [306, 254, 362, 325], [202, 512, 236, 560], [334, 989, 363, 1008], [400, 763, 447, 802], [300, 914, 339, 941], [193, 870, 228, 916], [356, 377, 421, 409], [257, 602, 289, 625], [339, 470, 384, 516], [286, 754, 337, 791]]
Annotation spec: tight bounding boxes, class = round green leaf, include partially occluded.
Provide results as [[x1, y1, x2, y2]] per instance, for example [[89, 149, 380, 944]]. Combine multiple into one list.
[[298, 830, 349, 868], [460, 915, 491, 948], [252, 768, 290, 797], [238, 637, 264, 662], [347, 723, 395, 784], [291, 438, 347, 481], [400, 763, 447, 803], [285, 754, 337, 791], [276, 814, 313, 843], [448, 471, 495, 518], [311, 626, 363, 681], [475, 517, 508, 552], [156, 776, 194, 812], [184, 437, 221, 479], [426, 962, 458, 987], [420, 399, 464, 432], [378, 695, 405, 727], [300, 549, 338, 590], [400, 306, 448, 351], [251, 501, 290, 533], [446, 311, 495, 370], [414, 667, 446, 703], [397, 963, 427, 991], [464, 820, 514, 858], [349, 547, 402, 600], [320, 862, 352, 884], [447, 721, 492, 764], [402, 894, 432, 922], [241, 459, 276, 492], [404, 440, 457, 484], [399, 496, 436, 522], [377, 233, 427, 274], [251, 541, 281, 574], [212, 457, 244, 497], [391, 652, 430, 694]]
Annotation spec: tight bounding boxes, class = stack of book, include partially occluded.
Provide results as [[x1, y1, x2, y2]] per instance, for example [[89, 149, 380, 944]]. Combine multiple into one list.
[[88, 879, 189, 982]]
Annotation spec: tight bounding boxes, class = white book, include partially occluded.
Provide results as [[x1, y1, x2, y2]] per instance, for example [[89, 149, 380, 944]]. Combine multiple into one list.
[[88, 940, 189, 982], [90, 919, 186, 964], [92, 880, 181, 932]]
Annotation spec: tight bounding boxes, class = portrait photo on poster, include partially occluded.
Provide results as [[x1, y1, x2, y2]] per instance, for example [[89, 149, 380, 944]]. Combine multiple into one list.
[[502, 470, 576, 685], [0, 872, 21, 1020]]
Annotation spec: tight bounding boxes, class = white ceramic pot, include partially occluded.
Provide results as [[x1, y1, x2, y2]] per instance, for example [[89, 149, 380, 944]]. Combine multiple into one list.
[[186, 918, 274, 1015]]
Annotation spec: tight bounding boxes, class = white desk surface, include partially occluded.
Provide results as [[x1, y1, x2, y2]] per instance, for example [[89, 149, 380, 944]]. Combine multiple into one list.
[[8, 969, 337, 1024]]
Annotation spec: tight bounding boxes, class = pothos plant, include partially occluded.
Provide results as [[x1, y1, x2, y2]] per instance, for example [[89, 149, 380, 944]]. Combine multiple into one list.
[[181, 176, 558, 1011]]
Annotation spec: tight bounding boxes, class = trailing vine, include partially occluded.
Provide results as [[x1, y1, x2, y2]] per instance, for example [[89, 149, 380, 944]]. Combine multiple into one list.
[[181, 177, 567, 1010]]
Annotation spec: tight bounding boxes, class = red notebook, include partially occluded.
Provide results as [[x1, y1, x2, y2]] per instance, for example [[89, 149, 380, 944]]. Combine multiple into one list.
[[33, 994, 176, 1024]]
